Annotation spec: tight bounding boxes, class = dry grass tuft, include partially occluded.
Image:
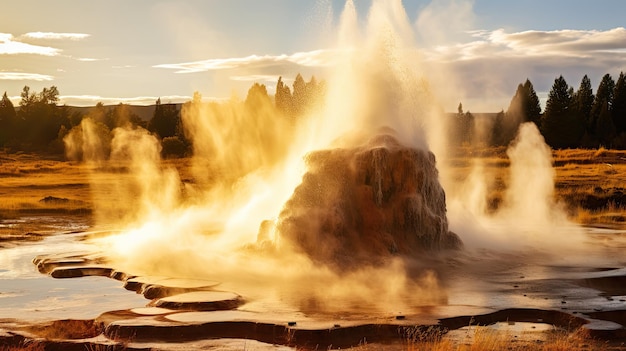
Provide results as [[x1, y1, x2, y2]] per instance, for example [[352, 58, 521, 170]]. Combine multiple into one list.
[[0, 342, 44, 351], [27, 319, 101, 340], [349, 325, 611, 351], [594, 147, 608, 158]]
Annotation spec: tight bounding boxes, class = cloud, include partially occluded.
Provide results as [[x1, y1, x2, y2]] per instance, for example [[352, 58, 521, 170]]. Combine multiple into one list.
[[75, 57, 108, 62], [0, 72, 54, 81], [150, 26, 626, 112], [0, 33, 59, 56], [450, 27, 626, 60], [0, 31, 91, 56], [154, 49, 339, 73], [23, 32, 90, 40], [418, 27, 626, 111]]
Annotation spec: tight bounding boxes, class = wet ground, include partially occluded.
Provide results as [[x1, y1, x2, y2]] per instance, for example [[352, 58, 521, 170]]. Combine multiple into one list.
[[2, 217, 626, 350]]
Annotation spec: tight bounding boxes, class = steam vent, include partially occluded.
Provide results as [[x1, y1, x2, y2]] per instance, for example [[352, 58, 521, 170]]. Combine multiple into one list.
[[274, 131, 462, 268]]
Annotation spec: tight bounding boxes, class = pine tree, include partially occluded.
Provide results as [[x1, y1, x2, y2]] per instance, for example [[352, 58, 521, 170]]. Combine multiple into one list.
[[245, 82, 271, 109], [573, 75, 595, 134], [500, 84, 526, 145], [596, 101, 616, 146], [17, 85, 68, 148], [523, 79, 542, 127], [491, 110, 506, 146], [292, 74, 307, 116], [148, 98, 180, 139], [275, 76, 293, 117], [590, 73, 615, 136], [541, 76, 578, 148], [0, 92, 17, 146], [499, 80, 541, 146], [612, 72, 626, 134]]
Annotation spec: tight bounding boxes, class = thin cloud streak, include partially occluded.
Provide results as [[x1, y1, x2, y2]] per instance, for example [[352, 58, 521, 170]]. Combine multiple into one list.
[[75, 57, 108, 62], [23, 32, 90, 40], [154, 49, 339, 73], [0, 31, 90, 56], [0, 72, 54, 81]]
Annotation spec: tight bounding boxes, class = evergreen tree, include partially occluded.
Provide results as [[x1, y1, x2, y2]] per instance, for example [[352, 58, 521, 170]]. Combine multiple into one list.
[[275, 74, 325, 119], [596, 101, 616, 146], [275, 76, 293, 116], [573, 75, 595, 135], [0, 92, 17, 146], [292, 73, 307, 116], [90, 102, 108, 126], [106, 103, 143, 129], [148, 98, 180, 139], [305, 75, 321, 107], [523, 79, 542, 127], [590, 73, 615, 136], [17, 85, 68, 148], [18, 86, 36, 113], [491, 110, 506, 146], [453, 102, 474, 145], [497, 83, 528, 145], [245, 83, 271, 109], [612, 72, 626, 134], [541, 76, 580, 148], [505, 79, 542, 128]]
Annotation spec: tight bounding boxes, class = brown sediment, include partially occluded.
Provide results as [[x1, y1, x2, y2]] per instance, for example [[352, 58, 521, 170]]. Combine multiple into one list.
[[148, 291, 244, 311], [439, 308, 587, 330], [578, 274, 626, 296]]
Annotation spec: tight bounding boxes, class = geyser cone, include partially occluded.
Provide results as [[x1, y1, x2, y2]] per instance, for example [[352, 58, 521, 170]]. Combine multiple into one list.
[[273, 130, 462, 268]]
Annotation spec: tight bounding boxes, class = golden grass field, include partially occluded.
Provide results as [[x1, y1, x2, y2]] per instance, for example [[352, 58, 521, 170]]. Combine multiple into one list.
[[447, 146, 626, 227], [1, 148, 625, 350], [1, 148, 624, 221], [0, 324, 622, 351]]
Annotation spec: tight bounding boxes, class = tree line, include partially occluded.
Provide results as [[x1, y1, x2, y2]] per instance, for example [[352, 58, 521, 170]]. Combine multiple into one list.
[[0, 73, 324, 157], [456, 72, 626, 149], [1, 71, 625, 157]]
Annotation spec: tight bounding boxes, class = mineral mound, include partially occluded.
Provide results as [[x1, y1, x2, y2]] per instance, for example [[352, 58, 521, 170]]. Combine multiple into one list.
[[273, 132, 462, 268]]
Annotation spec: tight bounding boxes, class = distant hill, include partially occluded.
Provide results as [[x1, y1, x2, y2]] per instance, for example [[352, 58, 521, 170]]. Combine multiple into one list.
[[45, 105, 500, 124], [62, 107, 498, 123], [445, 112, 499, 120], [64, 103, 183, 122]]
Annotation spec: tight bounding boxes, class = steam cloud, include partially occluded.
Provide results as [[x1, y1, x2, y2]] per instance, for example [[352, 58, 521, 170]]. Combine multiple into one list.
[[63, 0, 589, 314]]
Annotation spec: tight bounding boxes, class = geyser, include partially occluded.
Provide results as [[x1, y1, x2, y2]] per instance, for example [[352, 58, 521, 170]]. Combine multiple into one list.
[[79, 0, 462, 306], [271, 130, 462, 268]]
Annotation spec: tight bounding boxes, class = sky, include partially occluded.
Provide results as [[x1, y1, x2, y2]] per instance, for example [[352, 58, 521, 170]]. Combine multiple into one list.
[[1, 0, 625, 111]]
